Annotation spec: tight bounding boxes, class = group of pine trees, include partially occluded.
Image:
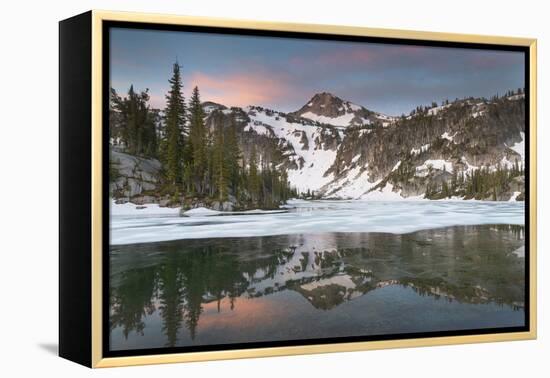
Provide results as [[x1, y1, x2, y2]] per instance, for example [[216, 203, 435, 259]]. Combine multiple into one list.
[[110, 86, 160, 157], [110, 62, 295, 209], [405, 88, 524, 118], [424, 160, 524, 200]]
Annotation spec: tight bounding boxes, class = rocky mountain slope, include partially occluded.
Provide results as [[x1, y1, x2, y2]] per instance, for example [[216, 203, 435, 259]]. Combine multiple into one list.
[[201, 91, 525, 201], [320, 94, 525, 200], [290, 92, 396, 128], [111, 90, 526, 202]]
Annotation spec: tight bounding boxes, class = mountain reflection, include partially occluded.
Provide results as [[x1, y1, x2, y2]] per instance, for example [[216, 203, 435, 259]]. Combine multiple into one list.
[[109, 224, 525, 347]]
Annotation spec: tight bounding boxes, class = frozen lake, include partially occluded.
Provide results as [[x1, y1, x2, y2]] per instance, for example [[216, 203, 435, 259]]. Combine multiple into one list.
[[110, 199, 525, 245], [109, 224, 525, 351]]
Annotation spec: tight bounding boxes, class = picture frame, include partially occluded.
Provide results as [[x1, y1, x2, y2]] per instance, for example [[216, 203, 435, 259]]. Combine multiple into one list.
[[59, 10, 537, 368]]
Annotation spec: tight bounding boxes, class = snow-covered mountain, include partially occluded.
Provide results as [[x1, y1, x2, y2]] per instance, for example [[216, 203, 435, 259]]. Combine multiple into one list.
[[111, 91, 525, 203], [200, 91, 525, 201], [243, 105, 340, 192], [319, 93, 526, 201], [290, 92, 396, 128]]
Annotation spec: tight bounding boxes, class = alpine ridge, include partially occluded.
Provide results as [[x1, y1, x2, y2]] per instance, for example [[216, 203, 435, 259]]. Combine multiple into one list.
[[202, 90, 525, 201], [111, 89, 526, 203], [290, 92, 396, 128]]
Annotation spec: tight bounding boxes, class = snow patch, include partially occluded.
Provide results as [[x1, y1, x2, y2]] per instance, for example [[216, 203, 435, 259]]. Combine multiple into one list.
[[416, 159, 453, 175], [509, 191, 521, 202], [461, 157, 478, 173], [111, 201, 180, 216], [301, 275, 356, 291], [507, 94, 525, 101], [324, 166, 380, 199], [247, 109, 338, 192], [183, 207, 221, 216], [512, 246, 525, 258], [411, 144, 430, 155], [391, 161, 402, 172], [472, 110, 486, 118], [349, 103, 362, 112], [183, 207, 288, 217], [509, 132, 525, 161], [300, 111, 356, 127], [441, 131, 456, 142], [427, 104, 451, 116]]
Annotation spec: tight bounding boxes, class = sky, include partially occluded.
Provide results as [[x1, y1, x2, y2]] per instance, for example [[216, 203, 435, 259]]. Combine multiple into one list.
[[110, 27, 525, 116]]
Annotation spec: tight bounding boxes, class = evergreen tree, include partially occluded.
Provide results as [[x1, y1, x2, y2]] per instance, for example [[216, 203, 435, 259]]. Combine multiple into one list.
[[163, 62, 186, 186], [110, 86, 158, 157], [188, 86, 208, 194], [225, 117, 241, 196], [248, 144, 260, 203], [110, 62, 296, 210], [212, 123, 228, 201]]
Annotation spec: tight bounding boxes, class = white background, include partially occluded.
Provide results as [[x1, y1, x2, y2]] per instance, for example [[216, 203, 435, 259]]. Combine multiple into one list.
[[0, 0, 547, 376]]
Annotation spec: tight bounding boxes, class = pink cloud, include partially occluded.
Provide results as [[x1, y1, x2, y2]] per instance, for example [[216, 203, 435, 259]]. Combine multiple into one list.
[[188, 70, 295, 108]]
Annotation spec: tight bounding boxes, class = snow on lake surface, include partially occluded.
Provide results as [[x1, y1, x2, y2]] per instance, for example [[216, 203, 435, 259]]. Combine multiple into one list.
[[110, 199, 524, 245], [111, 201, 180, 216]]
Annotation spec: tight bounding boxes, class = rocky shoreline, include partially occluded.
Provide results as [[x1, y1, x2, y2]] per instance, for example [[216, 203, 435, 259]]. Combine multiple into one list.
[[113, 193, 284, 216]]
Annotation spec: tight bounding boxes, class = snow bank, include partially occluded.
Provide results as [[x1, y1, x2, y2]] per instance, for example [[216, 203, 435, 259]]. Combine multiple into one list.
[[300, 111, 356, 127], [111, 201, 180, 216], [183, 207, 221, 216], [183, 207, 288, 217], [509, 192, 521, 202], [416, 159, 454, 174]]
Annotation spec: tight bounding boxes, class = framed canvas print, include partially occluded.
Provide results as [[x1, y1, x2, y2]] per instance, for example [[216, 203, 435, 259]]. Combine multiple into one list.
[[59, 10, 537, 368]]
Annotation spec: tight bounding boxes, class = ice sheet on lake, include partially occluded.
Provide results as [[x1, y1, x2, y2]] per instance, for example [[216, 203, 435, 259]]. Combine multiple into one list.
[[111, 201, 180, 216], [110, 199, 525, 245]]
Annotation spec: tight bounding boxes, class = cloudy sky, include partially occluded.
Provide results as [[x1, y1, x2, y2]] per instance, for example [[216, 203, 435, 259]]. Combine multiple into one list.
[[110, 27, 525, 115]]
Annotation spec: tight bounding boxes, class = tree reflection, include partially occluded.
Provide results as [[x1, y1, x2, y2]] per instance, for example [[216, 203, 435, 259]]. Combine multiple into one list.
[[109, 224, 525, 345], [109, 265, 156, 338]]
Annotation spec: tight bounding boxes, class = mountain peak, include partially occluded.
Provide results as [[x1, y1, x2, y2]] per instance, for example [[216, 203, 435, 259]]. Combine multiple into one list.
[[311, 91, 342, 101], [294, 92, 355, 119], [288, 92, 381, 128], [308, 92, 346, 109]]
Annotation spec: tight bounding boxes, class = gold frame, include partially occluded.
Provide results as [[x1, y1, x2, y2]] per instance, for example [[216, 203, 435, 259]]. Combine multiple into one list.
[[90, 9, 537, 368]]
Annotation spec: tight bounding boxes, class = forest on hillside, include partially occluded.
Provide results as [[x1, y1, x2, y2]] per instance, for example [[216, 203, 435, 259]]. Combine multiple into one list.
[[109, 62, 297, 211]]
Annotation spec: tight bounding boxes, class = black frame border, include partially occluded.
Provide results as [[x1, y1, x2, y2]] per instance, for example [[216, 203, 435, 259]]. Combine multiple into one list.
[[101, 20, 531, 359]]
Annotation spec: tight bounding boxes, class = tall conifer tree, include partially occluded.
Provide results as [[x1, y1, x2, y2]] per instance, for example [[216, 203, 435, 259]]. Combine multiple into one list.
[[212, 123, 227, 201], [163, 62, 186, 186], [225, 117, 241, 195], [248, 144, 260, 203], [110, 86, 158, 158], [188, 86, 207, 194]]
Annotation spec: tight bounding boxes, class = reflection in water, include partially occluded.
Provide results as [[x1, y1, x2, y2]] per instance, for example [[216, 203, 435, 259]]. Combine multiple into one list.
[[109, 224, 525, 350]]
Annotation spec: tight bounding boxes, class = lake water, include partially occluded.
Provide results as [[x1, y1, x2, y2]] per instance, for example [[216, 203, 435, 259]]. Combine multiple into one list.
[[109, 200, 525, 351]]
